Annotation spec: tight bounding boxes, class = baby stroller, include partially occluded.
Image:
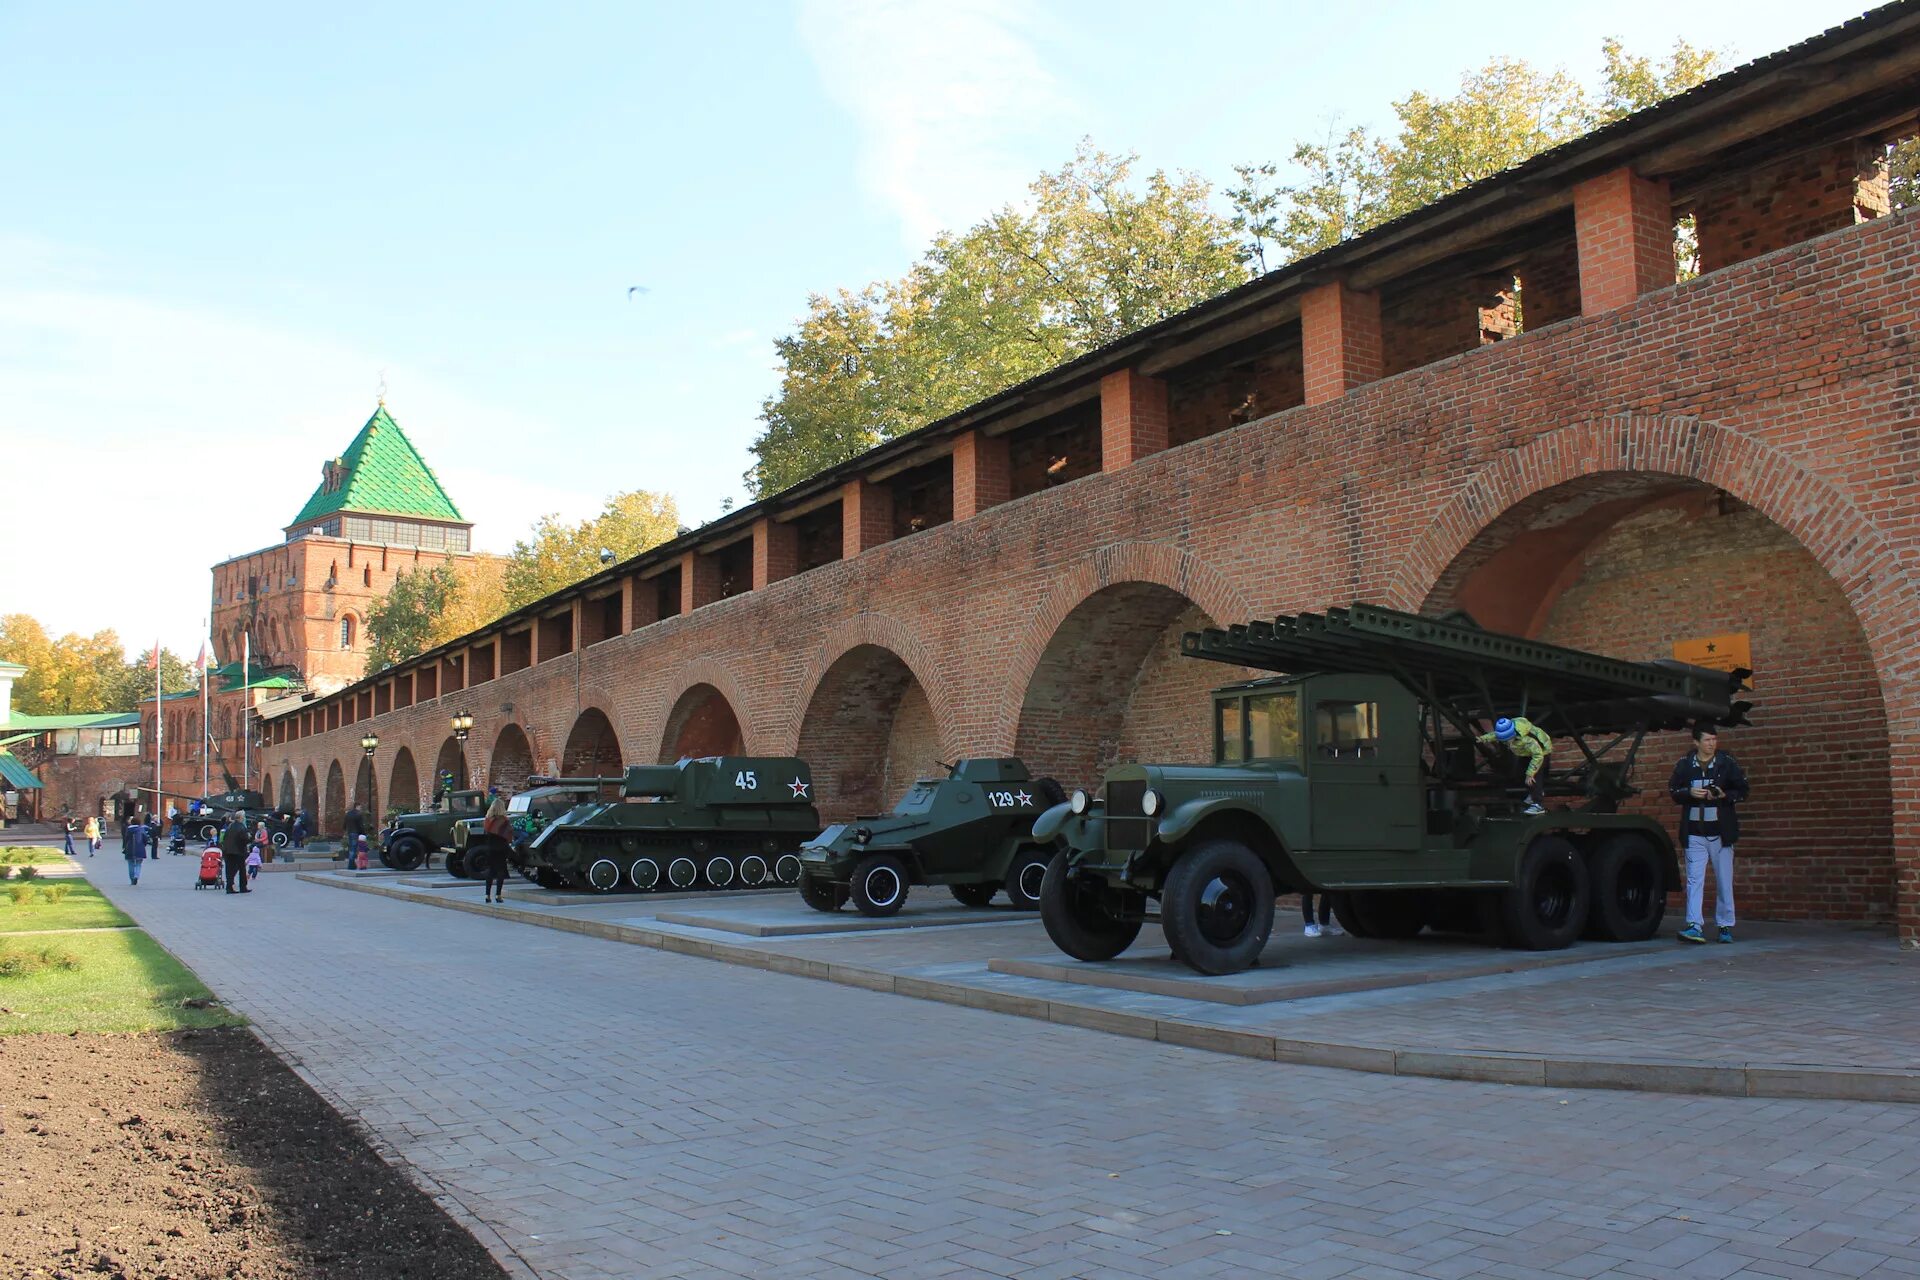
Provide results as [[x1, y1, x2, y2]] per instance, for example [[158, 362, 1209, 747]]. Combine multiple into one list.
[[196, 846, 223, 890], [168, 829, 187, 857]]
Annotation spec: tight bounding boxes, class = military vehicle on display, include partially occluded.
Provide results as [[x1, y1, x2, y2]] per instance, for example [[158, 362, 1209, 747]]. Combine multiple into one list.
[[166, 788, 296, 847], [378, 789, 487, 871], [484, 776, 626, 886], [796, 758, 1066, 916], [1033, 604, 1752, 976], [518, 757, 820, 893]]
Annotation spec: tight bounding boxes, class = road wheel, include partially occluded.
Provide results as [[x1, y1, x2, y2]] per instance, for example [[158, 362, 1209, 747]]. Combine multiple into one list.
[[384, 835, 426, 872], [1003, 847, 1053, 909], [270, 830, 290, 850], [1500, 834, 1591, 950], [849, 855, 910, 917], [950, 882, 997, 908], [773, 853, 802, 886], [1160, 839, 1275, 975], [628, 857, 660, 891], [583, 857, 621, 893], [444, 847, 469, 879], [1588, 833, 1666, 941], [1350, 890, 1428, 940], [666, 857, 697, 889], [738, 854, 769, 886], [199, 823, 220, 843], [704, 856, 736, 888], [1039, 850, 1142, 961], [798, 872, 847, 913]]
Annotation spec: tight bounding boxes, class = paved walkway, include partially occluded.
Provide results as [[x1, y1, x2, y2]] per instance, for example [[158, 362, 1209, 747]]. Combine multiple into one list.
[[56, 846, 1920, 1279]]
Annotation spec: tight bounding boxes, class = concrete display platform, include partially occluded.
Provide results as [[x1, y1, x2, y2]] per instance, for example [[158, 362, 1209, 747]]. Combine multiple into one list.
[[499, 883, 792, 907], [301, 870, 1920, 1103], [989, 934, 1671, 1006], [396, 875, 483, 890], [654, 900, 1034, 937]]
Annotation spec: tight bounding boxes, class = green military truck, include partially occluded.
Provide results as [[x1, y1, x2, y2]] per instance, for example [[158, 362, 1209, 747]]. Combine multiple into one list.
[[521, 756, 820, 893], [1033, 604, 1751, 975], [490, 777, 623, 886], [796, 758, 1066, 916], [380, 789, 487, 871]]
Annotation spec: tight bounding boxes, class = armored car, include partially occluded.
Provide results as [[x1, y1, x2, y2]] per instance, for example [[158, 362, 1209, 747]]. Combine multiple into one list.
[[796, 758, 1064, 916]]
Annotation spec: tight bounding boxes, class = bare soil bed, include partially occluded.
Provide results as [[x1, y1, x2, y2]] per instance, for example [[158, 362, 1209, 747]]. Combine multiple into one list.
[[0, 1027, 508, 1280]]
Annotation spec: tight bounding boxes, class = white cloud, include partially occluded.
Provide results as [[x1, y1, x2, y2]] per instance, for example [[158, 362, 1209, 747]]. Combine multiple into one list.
[[798, 0, 1080, 244], [0, 243, 600, 661]]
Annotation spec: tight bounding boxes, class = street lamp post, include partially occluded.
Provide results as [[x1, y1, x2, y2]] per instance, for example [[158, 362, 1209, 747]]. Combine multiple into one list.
[[361, 731, 379, 757]]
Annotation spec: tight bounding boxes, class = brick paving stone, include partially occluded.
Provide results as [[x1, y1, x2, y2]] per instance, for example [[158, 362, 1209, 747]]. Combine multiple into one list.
[[65, 852, 1920, 1280]]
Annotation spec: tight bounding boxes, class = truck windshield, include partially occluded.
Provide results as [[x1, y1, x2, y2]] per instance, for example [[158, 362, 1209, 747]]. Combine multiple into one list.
[[507, 796, 530, 815], [1217, 700, 1244, 763], [1246, 692, 1300, 761]]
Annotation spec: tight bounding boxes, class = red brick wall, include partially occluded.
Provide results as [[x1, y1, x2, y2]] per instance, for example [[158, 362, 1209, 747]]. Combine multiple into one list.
[[1166, 337, 1304, 449], [268, 210, 1920, 940], [1695, 141, 1887, 276]]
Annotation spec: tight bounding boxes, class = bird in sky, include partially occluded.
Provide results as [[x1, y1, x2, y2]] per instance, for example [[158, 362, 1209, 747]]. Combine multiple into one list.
[[627, 285, 651, 299]]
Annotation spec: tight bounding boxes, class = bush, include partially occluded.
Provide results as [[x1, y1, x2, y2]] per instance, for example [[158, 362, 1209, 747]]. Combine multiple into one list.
[[38, 884, 72, 905], [6, 884, 33, 906], [0, 944, 82, 977], [14, 865, 37, 882]]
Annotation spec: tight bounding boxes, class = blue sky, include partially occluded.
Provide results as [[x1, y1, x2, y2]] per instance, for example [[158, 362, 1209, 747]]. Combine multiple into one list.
[[0, 0, 1874, 656]]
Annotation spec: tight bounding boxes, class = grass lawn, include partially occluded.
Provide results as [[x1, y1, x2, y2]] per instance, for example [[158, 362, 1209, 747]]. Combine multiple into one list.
[[1, 846, 66, 866], [0, 929, 245, 1035], [0, 881, 135, 934]]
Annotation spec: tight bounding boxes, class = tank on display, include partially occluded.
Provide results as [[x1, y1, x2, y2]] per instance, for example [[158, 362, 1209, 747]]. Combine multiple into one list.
[[379, 789, 487, 871], [1033, 603, 1753, 976], [521, 757, 820, 893], [175, 789, 296, 848], [484, 777, 624, 885], [796, 759, 1065, 917]]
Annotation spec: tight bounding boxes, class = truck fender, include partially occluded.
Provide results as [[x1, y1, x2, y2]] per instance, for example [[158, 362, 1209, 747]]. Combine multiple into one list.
[[1157, 796, 1273, 846], [1031, 801, 1074, 842]]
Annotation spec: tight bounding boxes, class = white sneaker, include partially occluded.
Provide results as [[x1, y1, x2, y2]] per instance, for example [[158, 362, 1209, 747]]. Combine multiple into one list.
[[1523, 803, 1546, 815], [1303, 922, 1322, 938], [1323, 920, 1344, 936]]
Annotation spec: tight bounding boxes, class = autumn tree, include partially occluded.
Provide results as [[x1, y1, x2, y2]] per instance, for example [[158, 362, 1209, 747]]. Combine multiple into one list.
[[1235, 38, 1728, 267], [0, 614, 193, 713], [502, 490, 680, 610], [747, 143, 1248, 496], [366, 562, 461, 673]]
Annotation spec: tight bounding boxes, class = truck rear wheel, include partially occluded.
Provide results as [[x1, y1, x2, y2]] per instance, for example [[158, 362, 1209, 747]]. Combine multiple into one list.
[[1004, 847, 1052, 909], [1161, 840, 1276, 975], [1587, 833, 1665, 941], [1501, 835, 1590, 950], [950, 883, 997, 907], [850, 855, 910, 917], [1349, 890, 1427, 940], [798, 872, 848, 913], [384, 834, 426, 872], [1328, 892, 1370, 938], [1039, 851, 1142, 962]]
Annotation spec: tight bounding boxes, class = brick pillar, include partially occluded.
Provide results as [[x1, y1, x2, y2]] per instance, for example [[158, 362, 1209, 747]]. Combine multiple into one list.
[[842, 479, 893, 556], [681, 551, 721, 613], [1573, 167, 1672, 315], [952, 429, 1010, 519], [753, 516, 797, 588], [627, 575, 659, 630], [1301, 281, 1383, 405], [1099, 369, 1169, 469]]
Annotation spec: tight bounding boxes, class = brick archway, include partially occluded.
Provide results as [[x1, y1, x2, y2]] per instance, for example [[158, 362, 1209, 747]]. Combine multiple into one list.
[[562, 706, 626, 777], [793, 628, 951, 823], [1398, 414, 1919, 947], [322, 761, 345, 837], [433, 737, 468, 794], [387, 747, 420, 817], [993, 542, 1253, 756], [488, 724, 535, 793], [653, 660, 756, 761], [782, 612, 953, 752]]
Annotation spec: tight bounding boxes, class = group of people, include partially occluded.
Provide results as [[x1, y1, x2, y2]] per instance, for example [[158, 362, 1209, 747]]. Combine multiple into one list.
[[104, 806, 275, 891]]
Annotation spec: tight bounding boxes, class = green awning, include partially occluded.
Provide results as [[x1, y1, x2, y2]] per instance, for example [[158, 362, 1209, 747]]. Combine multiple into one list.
[[0, 750, 43, 790]]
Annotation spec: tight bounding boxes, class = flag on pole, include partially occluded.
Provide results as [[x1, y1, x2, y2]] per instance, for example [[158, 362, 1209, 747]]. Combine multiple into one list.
[[196, 641, 209, 673], [147, 641, 161, 671]]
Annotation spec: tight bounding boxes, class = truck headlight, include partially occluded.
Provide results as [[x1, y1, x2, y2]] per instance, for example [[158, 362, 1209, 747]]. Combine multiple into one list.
[[1070, 789, 1089, 815], [853, 827, 872, 845], [1141, 789, 1162, 817]]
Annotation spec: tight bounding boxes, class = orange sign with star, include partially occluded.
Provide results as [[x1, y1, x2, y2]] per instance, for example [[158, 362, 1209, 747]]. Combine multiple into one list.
[[1673, 633, 1753, 687]]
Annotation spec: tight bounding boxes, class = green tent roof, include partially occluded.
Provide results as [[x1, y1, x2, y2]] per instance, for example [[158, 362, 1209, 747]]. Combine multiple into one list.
[[288, 405, 465, 528], [0, 750, 43, 790], [1, 711, 141, 732]]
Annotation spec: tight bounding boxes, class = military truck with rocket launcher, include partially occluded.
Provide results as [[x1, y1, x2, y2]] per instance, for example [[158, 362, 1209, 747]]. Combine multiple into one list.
[[1033, 603, 1752, 975], [518, 756, 820, 893], [796, 758, 1066, 916]]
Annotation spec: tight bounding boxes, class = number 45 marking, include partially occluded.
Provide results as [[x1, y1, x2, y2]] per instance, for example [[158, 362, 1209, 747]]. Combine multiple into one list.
[[734, 771, 757, 790]]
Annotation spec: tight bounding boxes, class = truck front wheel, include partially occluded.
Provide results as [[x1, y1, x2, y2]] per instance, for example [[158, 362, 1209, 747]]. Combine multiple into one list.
[[383, 834, 426, 872], [1501, 835, 1591, 950], [850, 855, 910, 917], [1039, 851, 1142, 961], [1161, 840, 1276, 976]]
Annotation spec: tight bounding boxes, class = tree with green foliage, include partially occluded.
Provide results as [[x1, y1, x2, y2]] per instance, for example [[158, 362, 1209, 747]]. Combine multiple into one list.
[[502, 490, 680, 610], [0, 614, 194, 714], [747, 143, 1248, 497], [1233, 38, 1728, 268], [366, 562, 461, 674]]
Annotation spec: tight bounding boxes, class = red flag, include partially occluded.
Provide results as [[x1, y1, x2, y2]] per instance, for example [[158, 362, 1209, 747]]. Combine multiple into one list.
[[195, 642, 209, 672], [147, 641, 161, 671]]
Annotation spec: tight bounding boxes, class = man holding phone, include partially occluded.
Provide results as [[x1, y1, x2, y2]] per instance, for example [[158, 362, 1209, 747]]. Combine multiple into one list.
[[1669, 724, 1750, 944]]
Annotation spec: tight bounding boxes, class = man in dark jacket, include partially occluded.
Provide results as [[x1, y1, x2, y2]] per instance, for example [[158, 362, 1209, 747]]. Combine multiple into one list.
[[123, 815, 152, 886], [1668, 725, 1750, 944], [220, 813, 252, 894], [342, 803, 365, 865]]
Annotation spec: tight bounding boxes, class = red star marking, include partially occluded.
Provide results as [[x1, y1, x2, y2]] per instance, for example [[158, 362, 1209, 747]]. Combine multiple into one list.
[[789, 778, 810, 799]]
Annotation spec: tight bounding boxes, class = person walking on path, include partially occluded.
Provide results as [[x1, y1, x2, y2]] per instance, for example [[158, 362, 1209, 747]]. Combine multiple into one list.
[[1669, 725, 1750, 944], [62, 816, 77, 857], [84, 815, 100, 854], [220, 814, 251, 894], [342, 803, 366, 865], [1300, 891, 1343, 938], [245, 841, 263, 886], [290, 810, 308, 850], [1477, 716, 1554, 815], [478, 797, 513, 903], [123, 816, 152, 886]]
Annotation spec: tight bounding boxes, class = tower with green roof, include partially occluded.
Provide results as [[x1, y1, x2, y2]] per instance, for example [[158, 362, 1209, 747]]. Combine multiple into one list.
[[285, 403, 473, 550]]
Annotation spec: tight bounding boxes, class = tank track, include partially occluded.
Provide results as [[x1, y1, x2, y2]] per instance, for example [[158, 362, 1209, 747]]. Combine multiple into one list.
[[536, 829, 808, 895]]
